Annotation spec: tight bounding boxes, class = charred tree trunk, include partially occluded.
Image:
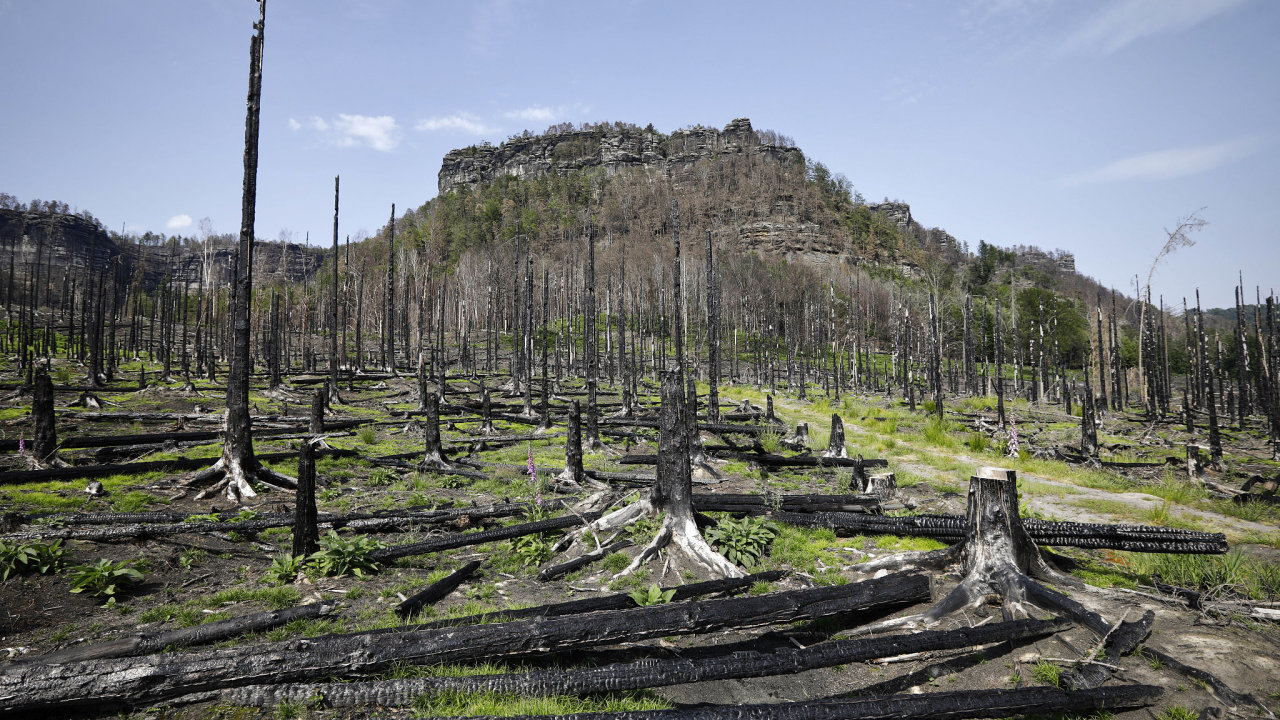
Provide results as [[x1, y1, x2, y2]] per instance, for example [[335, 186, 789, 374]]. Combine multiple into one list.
[[328, 175, 341, 405], [292, 438, 319, 557], [189, 1, 292, 502], [822, 413, 848, 459], [31, 370, 57, 465], [383, 203, 396, 373], [556, 400, 586, 489], [1081, 346, 1099, 462], [419, 387, 450, 470]]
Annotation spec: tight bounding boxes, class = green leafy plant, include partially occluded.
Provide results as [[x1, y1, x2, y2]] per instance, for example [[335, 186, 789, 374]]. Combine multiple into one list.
[[366, 468, 398, 486], [629, 582, 676, 606], [0, 539, 68, 579], [68, 559, 144, 599], [305, 531, 385, 578], [357, 426, 378, 445], [263, 554, 307, 585], [704, 516, 776, 568], [511, 534, 554, 567]]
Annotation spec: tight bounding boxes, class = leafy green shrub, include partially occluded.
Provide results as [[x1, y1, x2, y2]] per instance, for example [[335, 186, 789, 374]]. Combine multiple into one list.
[[264, 554, 307, 585], [366, 468, 398, 486], [705, 516, 776, 568], [68, 559, 143, 599], [0, 539, 68, 579], [305, 531, 385, 578], [511, 534, 554, 567], [629, 583, 675, 606]]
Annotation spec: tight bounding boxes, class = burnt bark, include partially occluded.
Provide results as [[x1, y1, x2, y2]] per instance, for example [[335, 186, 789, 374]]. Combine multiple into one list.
[[210, 617, 1065, 709], [292, 438, 319, 557], [31, 369, 56, 463], [0, 572, 927, 714], [24, 602, 332, 665], [395, 559, 481, 618]]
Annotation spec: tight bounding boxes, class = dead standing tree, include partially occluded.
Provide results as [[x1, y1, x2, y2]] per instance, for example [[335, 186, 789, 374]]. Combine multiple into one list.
[[327, 175, 342, 405], [186, 0, 294, 502], [1137, 210, 1206, 409], [565, 199, 741, 580]]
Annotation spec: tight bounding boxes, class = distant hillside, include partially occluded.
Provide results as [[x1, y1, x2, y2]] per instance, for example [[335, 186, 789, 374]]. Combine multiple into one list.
[[0, 207, 326, 295], [392, 118, 1096, 302]]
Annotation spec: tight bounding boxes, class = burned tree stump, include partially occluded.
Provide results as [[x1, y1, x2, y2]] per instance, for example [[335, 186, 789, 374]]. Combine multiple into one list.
[[31, 370, 60, 466], [419, 388, 451, 471], [478, 387, 500, 436], [822, 413, 848, 459], [851, 470, 897, 501], [292, 439, 319, 558], [854, 467, 1125, 639], [309, 389, 325, 435], [782, 422, 809, 451], [573, 369, 742, 579], [556, 400, 586, 490]]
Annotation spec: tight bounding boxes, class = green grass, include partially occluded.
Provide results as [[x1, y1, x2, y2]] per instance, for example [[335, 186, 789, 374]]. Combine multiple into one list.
[[1125, 549, 1280, 600], [109, 491, 167, 513], [411, 689, 670, 717]]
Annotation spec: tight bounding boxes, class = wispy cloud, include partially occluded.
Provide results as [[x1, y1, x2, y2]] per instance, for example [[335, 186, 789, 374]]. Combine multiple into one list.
[[415, 113, 497, 135], [1061, 0, 1246, 55], [296, 114, 400, 151], [502, 103, 589, 126], [332, 114, 399, 151], [166, 214, 193, 231], [1062, 137, 1260, 186]]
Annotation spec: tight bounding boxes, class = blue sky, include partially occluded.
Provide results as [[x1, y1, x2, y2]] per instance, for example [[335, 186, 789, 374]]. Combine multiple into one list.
[[1, 0, 1275, 307]]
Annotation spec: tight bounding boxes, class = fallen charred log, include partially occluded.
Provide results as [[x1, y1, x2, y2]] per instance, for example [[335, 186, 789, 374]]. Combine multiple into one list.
[[414, 570, 786, 629], [775, 510, 1228, 554], [395, 560, 482, 618], [0, 447, 357, 486], [19, 602, 333, 665], [371, 512, 600, 562], [0, 571, 928, 714], [537, 539, 634, 581], [3, 502, 548, 542], [201, 616, 1066, 709], [692, 493, 880, 514]]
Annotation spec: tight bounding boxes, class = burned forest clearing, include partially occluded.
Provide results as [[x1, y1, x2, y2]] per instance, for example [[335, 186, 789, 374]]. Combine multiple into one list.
[[3, 4, 1280, 718], [2, 330, 1280, 719]]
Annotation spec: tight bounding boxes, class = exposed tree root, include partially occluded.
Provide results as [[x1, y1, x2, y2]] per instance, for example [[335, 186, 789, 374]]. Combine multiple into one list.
[[185, 455, 298, 503], [849, 467, 1119, 638]]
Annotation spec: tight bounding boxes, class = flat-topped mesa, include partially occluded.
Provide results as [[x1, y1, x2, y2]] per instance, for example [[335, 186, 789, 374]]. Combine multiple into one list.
[[437, 118, 803, 195]]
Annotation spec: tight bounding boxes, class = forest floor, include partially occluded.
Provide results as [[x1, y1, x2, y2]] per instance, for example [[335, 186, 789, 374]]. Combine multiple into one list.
[[2, 356, 1279, 719]]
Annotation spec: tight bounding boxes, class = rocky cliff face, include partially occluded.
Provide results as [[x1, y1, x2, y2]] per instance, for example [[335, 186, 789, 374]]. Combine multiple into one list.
[[438, 118, 804, 195], [0, 208, 326, 294]]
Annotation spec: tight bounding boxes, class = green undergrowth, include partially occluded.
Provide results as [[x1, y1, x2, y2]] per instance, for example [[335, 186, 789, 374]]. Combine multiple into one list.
[[411, 689, 671, 717]]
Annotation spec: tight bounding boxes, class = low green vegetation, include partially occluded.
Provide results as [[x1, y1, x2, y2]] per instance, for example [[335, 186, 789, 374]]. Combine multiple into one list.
[[0, 539, 68, 579], [705, 515, 776, 568], [68, 559, 144, 600]]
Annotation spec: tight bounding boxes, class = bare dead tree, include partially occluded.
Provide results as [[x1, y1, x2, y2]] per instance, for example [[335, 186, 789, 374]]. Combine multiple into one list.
[[186, 0, 294, 502], [1137, 210, 1206, 406], [328, 175, 341, 405]]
